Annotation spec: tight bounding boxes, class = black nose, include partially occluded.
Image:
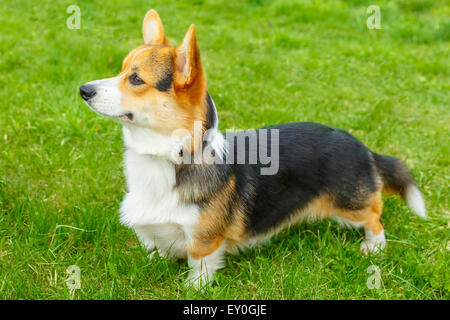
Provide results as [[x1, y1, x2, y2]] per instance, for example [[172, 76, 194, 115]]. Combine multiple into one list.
[[80, 84, 96, 101]]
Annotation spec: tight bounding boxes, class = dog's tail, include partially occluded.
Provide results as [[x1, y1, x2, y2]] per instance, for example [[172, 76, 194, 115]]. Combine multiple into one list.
[[372, 152, 426, 217]]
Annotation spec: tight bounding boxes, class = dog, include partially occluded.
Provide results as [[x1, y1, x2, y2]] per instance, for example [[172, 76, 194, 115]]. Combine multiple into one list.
[[80, 9, 426, 289]]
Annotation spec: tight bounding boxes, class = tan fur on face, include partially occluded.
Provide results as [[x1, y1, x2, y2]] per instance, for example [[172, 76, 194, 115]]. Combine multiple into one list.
[[117, 13, 208, 142], [119, 46, 200, 135]]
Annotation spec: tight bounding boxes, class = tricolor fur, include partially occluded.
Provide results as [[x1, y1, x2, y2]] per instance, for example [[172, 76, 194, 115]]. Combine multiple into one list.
[[80, 10, 426, 289]]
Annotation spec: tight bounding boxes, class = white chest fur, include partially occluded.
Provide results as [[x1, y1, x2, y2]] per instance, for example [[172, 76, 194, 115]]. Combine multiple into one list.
[[119, 125, 200, 258]]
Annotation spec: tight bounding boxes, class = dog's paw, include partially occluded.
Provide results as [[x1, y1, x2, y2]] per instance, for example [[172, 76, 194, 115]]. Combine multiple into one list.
[[148, 247, 172, 261], [185, 272, 213, 291], [360, 238, 386, 255]]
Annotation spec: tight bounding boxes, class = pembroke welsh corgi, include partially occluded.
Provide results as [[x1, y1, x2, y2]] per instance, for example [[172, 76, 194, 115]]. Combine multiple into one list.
[[80, 9, 426, 289]]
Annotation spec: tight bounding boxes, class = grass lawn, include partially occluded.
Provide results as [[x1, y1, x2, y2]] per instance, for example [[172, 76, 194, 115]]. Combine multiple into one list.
[[0, 0, 449, 299]]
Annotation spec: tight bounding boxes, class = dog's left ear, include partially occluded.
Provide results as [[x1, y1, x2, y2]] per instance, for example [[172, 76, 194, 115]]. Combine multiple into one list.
[[174, 24, 202, 88], [142, 9, 170, 45]]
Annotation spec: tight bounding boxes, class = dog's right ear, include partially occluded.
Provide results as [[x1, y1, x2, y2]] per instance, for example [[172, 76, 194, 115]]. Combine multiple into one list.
[[142, 9, 170, 45]]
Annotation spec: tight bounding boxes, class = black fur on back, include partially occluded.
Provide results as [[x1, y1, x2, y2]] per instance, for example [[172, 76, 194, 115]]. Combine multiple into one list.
[[176, 122, 387, 236], [230, 122, 379, 234]]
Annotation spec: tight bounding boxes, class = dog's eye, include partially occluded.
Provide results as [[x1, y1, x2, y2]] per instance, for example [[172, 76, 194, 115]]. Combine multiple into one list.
[[129, 73, 145, 85]]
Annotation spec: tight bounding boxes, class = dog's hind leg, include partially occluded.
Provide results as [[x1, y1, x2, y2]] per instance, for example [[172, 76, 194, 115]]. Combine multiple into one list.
[[335, 191, 386, 254]]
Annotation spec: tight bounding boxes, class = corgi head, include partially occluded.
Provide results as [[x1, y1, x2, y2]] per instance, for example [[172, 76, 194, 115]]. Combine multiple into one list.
[[80, 10, 216, 141]]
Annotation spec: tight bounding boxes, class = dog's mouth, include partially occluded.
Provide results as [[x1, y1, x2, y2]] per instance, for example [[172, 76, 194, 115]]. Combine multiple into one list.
[[118, 113, 134, 121], [83, 101, 134, 122]]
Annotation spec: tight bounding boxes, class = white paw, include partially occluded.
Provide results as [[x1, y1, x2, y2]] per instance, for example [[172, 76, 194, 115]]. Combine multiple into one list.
[[148, 248, 168, 261], [185, 272, 213, 291], [360, 230, 386, 255], [360, 238, 386, 255]]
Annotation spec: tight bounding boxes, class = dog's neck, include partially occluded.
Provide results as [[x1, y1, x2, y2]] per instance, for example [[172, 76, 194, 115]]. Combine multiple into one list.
[[122, 123, 177, 159], [122, 94, 226, 163]]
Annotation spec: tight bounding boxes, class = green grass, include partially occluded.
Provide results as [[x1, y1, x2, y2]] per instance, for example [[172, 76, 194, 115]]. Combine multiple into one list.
[[0, 0, 449, 299]]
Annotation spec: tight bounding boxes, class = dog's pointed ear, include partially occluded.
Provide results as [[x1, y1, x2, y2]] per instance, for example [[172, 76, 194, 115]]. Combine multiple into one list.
[[142, 9, 170, 45], [174, 24, 202, 88]]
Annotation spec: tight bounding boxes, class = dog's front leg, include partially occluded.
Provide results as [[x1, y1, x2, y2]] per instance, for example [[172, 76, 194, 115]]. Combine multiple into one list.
[[185, 236, 227, 290], [134, 228, 164, 260]]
